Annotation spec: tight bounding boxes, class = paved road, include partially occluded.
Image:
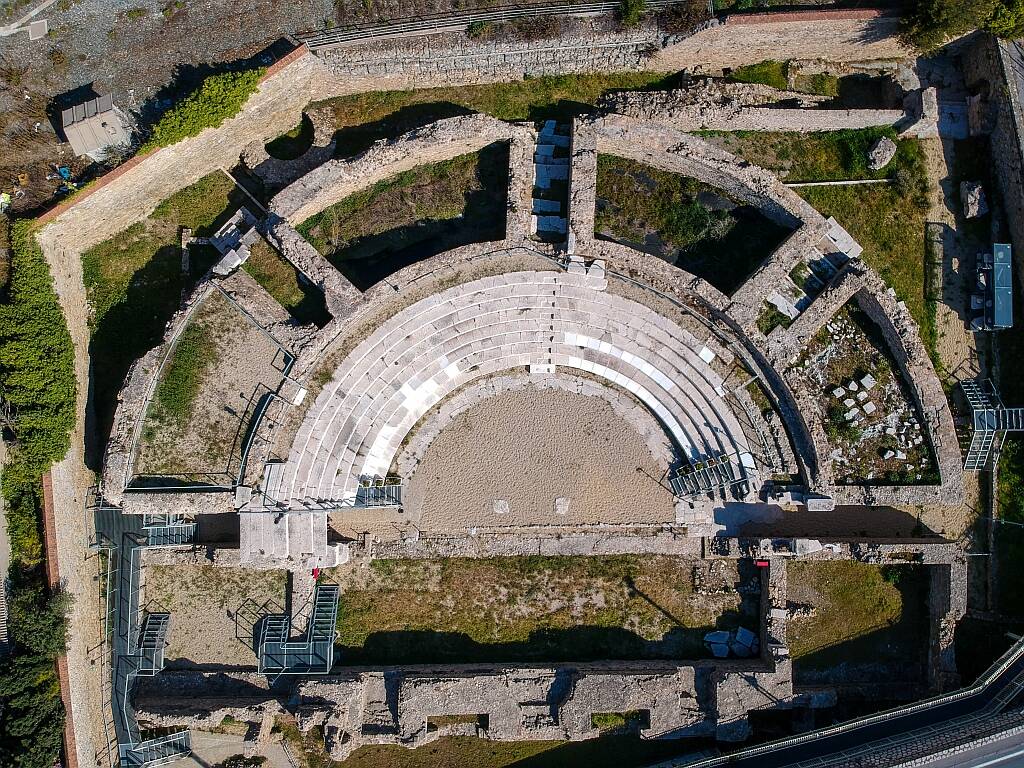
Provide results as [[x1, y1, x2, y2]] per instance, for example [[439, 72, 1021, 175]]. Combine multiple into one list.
[[656, 642, 1024, 768], [925, 729, 1024, 768]]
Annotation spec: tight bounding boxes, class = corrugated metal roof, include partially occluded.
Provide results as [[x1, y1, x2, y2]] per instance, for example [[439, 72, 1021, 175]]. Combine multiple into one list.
[[60, 95, 128, 156]]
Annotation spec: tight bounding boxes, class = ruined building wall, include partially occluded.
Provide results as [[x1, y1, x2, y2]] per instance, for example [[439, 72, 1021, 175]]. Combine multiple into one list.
[[653, 10, 912, 72], [962, 34, 1024, 283]]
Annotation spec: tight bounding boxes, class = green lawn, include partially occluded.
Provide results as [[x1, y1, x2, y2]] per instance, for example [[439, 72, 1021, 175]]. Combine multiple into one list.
[[331, 555, 757, 664], [81, 172, 247, 451], [786, 561, 929, 679], [242, 237, 330, 326], [728, 60, 789, 90], [594, 154, 791, 295], [297, 146, 508, 290], [305, 71, 682, 157], [275, 720, 714, 768]]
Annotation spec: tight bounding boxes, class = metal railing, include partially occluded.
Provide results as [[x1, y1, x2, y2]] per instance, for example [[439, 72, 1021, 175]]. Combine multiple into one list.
[[667, 636, 1024, 768], [300, 0, 696, 49]]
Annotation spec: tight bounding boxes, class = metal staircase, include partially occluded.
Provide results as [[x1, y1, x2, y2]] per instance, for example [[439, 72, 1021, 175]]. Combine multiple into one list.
[[259, 584, 339, 675], [961, 379, 1024, 471]]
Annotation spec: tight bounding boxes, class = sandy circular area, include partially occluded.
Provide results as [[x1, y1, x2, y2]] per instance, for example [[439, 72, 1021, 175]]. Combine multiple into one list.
[[405, 384, 676, 529]]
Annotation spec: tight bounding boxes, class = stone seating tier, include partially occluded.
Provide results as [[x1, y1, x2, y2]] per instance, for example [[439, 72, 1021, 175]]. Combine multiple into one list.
[[280, 271, 756, 505]]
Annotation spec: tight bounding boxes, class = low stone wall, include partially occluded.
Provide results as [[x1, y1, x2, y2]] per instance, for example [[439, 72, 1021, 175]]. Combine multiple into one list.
[[591, 114, 822, 230], [271, 114, 518, 224], [962, 35, 1024, 287], [602, 86, 905, 133], [313, 16, 705, 87]]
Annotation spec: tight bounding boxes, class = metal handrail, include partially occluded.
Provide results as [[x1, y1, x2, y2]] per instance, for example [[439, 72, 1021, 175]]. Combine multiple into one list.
[[673, 636, 1024, 768], [300, 0, 696, 49]]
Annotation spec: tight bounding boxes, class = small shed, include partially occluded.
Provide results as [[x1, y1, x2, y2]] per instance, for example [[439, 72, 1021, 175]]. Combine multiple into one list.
[[60, 95, 129, 158]]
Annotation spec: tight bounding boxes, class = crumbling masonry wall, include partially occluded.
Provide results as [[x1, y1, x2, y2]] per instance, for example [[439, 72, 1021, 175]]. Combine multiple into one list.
[[270, 114, 519, 224]]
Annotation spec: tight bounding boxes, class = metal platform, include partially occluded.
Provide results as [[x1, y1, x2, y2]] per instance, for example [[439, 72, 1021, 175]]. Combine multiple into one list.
[[670, 453, 752, 499], [92, 497, 194, 767], [258, 584, 339, 675], [961, 379, 1024, 471]]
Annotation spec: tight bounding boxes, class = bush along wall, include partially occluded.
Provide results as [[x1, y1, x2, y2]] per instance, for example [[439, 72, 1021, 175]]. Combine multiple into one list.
[[0, 219, 76, 768], [142, 67, 266, 151]]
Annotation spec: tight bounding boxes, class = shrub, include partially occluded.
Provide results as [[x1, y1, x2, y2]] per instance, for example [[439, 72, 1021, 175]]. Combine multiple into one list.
[[900, 0, 1024, 50], [0, 220, 73, 768], [0, 222, 76, 479], [619, 0, 646, 26], [142, 67, 265, 151], [466, 20, 493, 39]]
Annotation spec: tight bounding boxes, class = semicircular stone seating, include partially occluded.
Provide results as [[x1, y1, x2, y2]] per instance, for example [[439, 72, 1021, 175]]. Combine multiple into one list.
[[279, 270, 758, 506]]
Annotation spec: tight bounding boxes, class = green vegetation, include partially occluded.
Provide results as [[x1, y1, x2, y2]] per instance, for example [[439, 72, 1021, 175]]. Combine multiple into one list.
[[728, 60, 788, 90], [794, 137, 934, 364], [151, 322, 215, 425], [242, 238, 330, 326], [594, 154, 791, 295], [824, 403, 862, 444], [0, 220, 74, 768], [332, 555, 756, 664], [142, 68, 265, 151], [786, 562, 928, 677], [298, 147, 507, 290], [711, 128, 933, 355], [275, 717, 712, 768], [757, 304, 792, 336], [465, 20, 494, 38], [997, 437, 1024, 614], [902, 0, 1024, 51], [265, 115, 314, 160], [82, 172, 246, 448], [591, 711, 645, 733], [618, 0, 646, 26], [309, 71, 681, 157]]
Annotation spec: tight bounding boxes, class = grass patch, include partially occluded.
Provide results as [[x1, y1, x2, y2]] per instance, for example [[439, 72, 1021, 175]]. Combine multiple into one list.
[[265, 114, 314, 160], [242, 238, 330, 326], [996, 436, 1024, 615], [82, 172, 246, 451], [308, 71, 682, 157], [274, 718, 714, 768], [786, 561, 928, 678], [728, 60, 788, 90], [151, 321, 216, 425], [594, 154, 791, 295], [709, 126, 922, 183], [332, 555, 757, 664], [297, 146, 507, 290], [757, 304, 792, 336]]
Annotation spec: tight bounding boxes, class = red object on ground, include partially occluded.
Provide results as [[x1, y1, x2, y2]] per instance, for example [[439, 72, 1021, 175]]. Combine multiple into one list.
[[755, 560, 771, 568], [312, 567, 321, 579]]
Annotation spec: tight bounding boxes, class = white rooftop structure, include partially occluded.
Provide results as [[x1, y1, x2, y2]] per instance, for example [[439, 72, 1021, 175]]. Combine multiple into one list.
[[61, 94, 130, 158]]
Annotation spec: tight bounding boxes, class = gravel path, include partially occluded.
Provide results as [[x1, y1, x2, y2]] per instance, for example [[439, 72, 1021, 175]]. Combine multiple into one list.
[[920, 137, 982, 538], [405, 384, 677, 529], [39, 234, 105, 768]]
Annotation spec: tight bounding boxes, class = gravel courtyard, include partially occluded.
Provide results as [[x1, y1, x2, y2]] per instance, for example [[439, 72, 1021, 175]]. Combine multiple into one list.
[[404, 384, 677, 529]]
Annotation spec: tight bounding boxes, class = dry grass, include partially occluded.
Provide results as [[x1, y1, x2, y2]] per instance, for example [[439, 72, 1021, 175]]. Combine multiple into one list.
[[329, 555, 756, 663], [786, 561, 928, 678]]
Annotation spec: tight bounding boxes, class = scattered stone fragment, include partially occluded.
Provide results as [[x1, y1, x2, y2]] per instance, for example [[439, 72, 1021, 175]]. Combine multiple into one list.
[[863, 402, 877, 415], [867, 136, 897, 170], [961, 181, 989, 219]]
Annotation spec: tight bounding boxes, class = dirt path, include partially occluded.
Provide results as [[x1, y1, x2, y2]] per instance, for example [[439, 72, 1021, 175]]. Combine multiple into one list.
[[920, 137, 983, 538], [40, 233, 107, 768]]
